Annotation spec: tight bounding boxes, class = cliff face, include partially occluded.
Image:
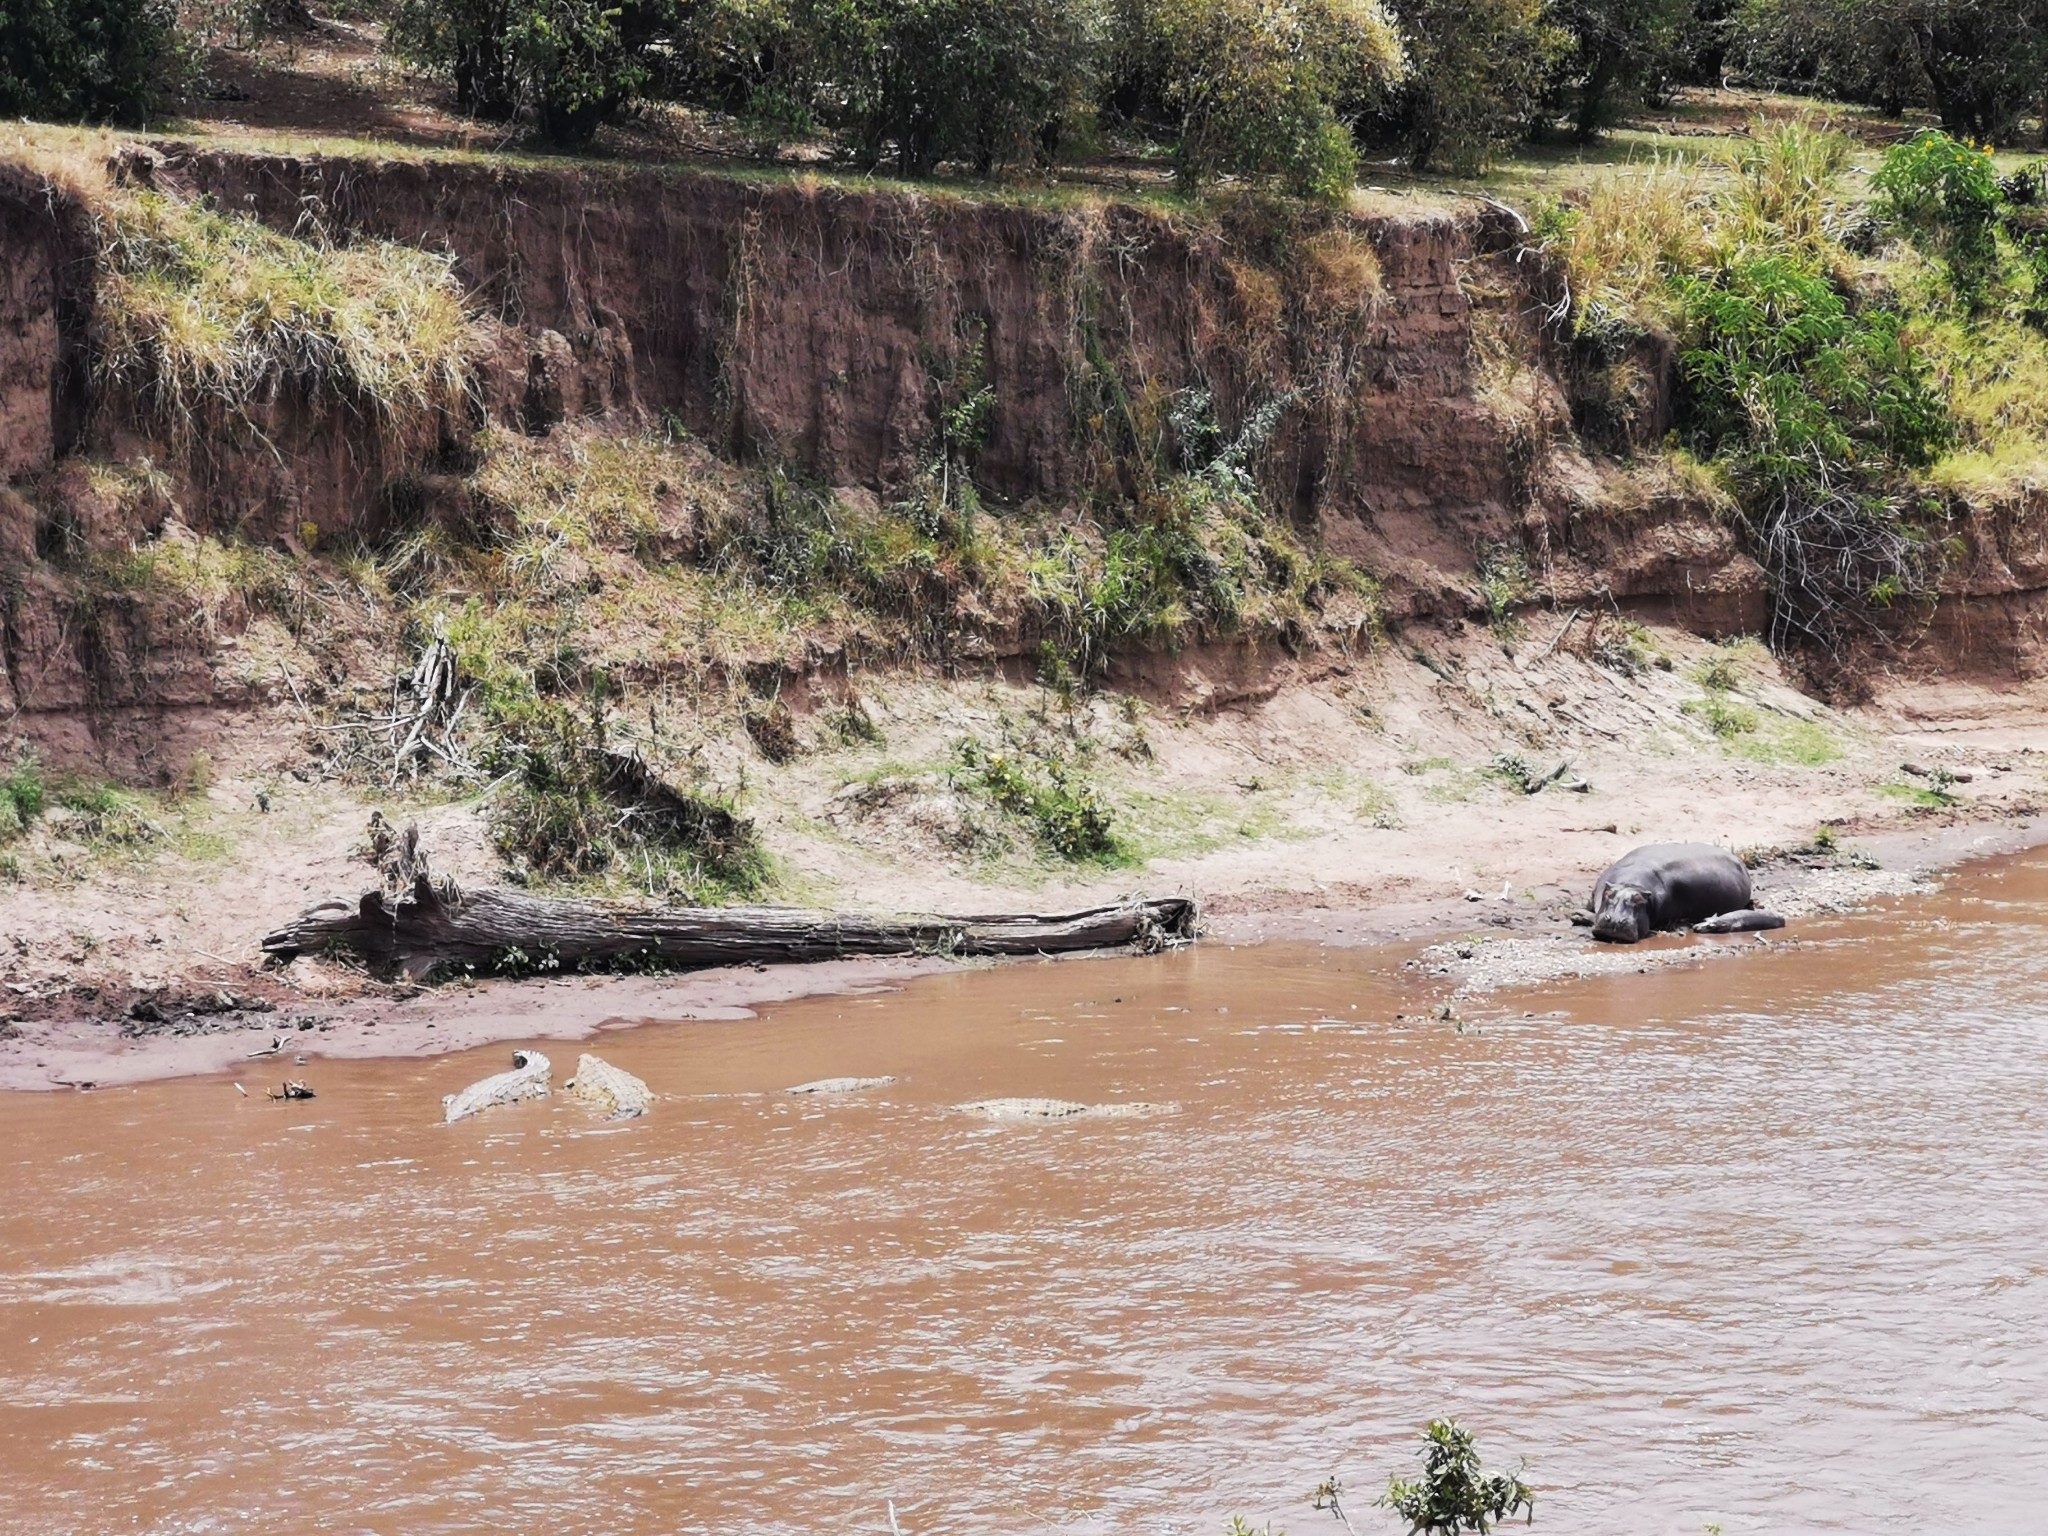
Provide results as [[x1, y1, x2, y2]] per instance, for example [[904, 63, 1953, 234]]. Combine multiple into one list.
[[1, 143, 2043, 761], [161, 151, 1542, 541]]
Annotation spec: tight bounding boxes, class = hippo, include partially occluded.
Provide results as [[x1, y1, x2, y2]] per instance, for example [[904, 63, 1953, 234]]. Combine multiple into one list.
[[1587, 843, 1776, 943]]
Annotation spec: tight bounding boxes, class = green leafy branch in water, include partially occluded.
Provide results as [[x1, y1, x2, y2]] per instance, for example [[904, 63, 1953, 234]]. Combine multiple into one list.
[[1381, 1419, 1534, 1535]]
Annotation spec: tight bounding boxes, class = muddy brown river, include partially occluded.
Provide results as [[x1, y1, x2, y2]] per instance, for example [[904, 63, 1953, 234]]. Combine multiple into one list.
[[6, 853, 2048, 1534]]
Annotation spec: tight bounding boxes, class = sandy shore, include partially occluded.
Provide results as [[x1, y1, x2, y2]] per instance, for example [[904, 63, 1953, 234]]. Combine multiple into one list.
[[6, 807, 2042, 1094], [11, 620, 2048, 1092]]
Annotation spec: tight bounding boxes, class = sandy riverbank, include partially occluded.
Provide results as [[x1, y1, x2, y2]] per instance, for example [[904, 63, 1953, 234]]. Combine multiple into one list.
[[10, 621, 2048, 1091], [6, 805, 2043, 1093]]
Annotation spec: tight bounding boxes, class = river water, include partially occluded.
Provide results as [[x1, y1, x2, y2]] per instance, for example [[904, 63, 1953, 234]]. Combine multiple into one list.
[[5, 852, 2048, 1535]]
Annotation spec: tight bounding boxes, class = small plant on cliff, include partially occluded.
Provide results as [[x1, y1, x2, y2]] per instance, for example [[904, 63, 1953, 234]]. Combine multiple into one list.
[[1475, 545, 1532, 632], [1381, 1419, 1534, 1535], [1, 758, 47, 841]]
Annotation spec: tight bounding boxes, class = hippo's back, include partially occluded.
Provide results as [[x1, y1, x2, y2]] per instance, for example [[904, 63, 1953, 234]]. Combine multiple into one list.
[[1594, 843, 1750, 912]]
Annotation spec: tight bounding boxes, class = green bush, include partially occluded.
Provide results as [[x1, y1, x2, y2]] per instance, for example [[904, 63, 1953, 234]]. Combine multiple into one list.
[[1873, 130, 2003, 303], [1732, 0, 2048, 143], [1382, 1418, 1535, 1535], [1547, 0, 1691, 141], [1675, 254, 1951, 650], [954, 737, 1119, 860], [1123, 0, 1405, 201], [826, 0, 1102, 176], [1, 760, 46, 840], [387, 0, 663, 144], [0, 0, 182, 124], [1386, 0, 1566, 172], [487, 698, 766, 896], [1676, 256, 1950, 476]]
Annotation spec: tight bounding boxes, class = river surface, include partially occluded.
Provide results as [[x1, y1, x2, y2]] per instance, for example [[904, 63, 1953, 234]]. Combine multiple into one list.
[[5, 853, 2048, 1535]]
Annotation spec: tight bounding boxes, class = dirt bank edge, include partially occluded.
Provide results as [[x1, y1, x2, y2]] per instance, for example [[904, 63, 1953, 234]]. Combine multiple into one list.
[[7, 811, 2042, 1094]]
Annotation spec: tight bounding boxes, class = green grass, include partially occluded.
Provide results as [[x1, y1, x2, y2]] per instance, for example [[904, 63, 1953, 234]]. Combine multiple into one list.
[[1727, 718, 1842, 766], [1877, 781, 1953, 808], [1683, 694, 1760, 738], [92, 185, 472, 447]]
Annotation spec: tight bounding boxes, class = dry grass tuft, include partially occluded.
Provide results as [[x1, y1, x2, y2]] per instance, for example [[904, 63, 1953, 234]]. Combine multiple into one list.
[[1299, 228, 1385, 320], [90, 185, 474, 446], [1557, 157, 1714, 325]]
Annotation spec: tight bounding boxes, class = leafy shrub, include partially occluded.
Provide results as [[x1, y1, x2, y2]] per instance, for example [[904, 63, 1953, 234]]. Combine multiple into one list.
[[0, 0, 182, 125], [1873, 130, 2003, 302], [1382, 1418, 1534, 1535], [954, 737, 1118, 860], [1587, 614, 1665, 675], [1385, 0, 1566, 172], [1125, 0, 1405, 202], [1676, 251, 1953, 651], [1475, 545, 1532, 629], [1683, 693, 1759, 737], [1676, 257, 1950, 474]]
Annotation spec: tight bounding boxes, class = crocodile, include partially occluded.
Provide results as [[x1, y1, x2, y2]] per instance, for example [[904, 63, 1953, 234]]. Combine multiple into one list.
[[443, 1049, 551, 1123], [565, 1053, 653, 1119]]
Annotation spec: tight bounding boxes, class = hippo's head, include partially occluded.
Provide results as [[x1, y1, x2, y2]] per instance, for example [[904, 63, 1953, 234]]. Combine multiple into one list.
[[1591, 884, 1652, 943]]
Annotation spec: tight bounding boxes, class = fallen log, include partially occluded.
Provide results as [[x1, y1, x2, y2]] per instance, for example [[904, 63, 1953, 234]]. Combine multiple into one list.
[[261, 875, 1197, 982]]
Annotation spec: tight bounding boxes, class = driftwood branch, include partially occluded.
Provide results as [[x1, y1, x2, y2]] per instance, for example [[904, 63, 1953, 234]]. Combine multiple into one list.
[[262, 875, 1198, 981]]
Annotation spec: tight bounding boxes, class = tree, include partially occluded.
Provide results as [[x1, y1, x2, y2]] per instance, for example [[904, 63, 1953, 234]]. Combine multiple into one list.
[[1550, 0, 1690, 140], [1734, 0, 2048, 142], [818, 0, 1105, 176], [1116, 0, 1406, 201], [0, 0, 181, 124], [1387, 0, 1567, 172], [387, 0, 667, 145]]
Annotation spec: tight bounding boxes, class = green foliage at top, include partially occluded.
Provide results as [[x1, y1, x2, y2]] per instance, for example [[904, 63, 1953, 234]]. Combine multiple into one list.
[[1675, 256, 1950, 475], [388, 0, 660, 144], [1382, 1419, 1535, 1535], [0, 0, 181, 125], [1547, 0, 1691, 141], [1731, 0, 2048, 143], [1385, 0, 1566, 172], [92, 186, 474, 447], [1120, 0, 1406, 201], [1873, 131, 2003, 302]]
